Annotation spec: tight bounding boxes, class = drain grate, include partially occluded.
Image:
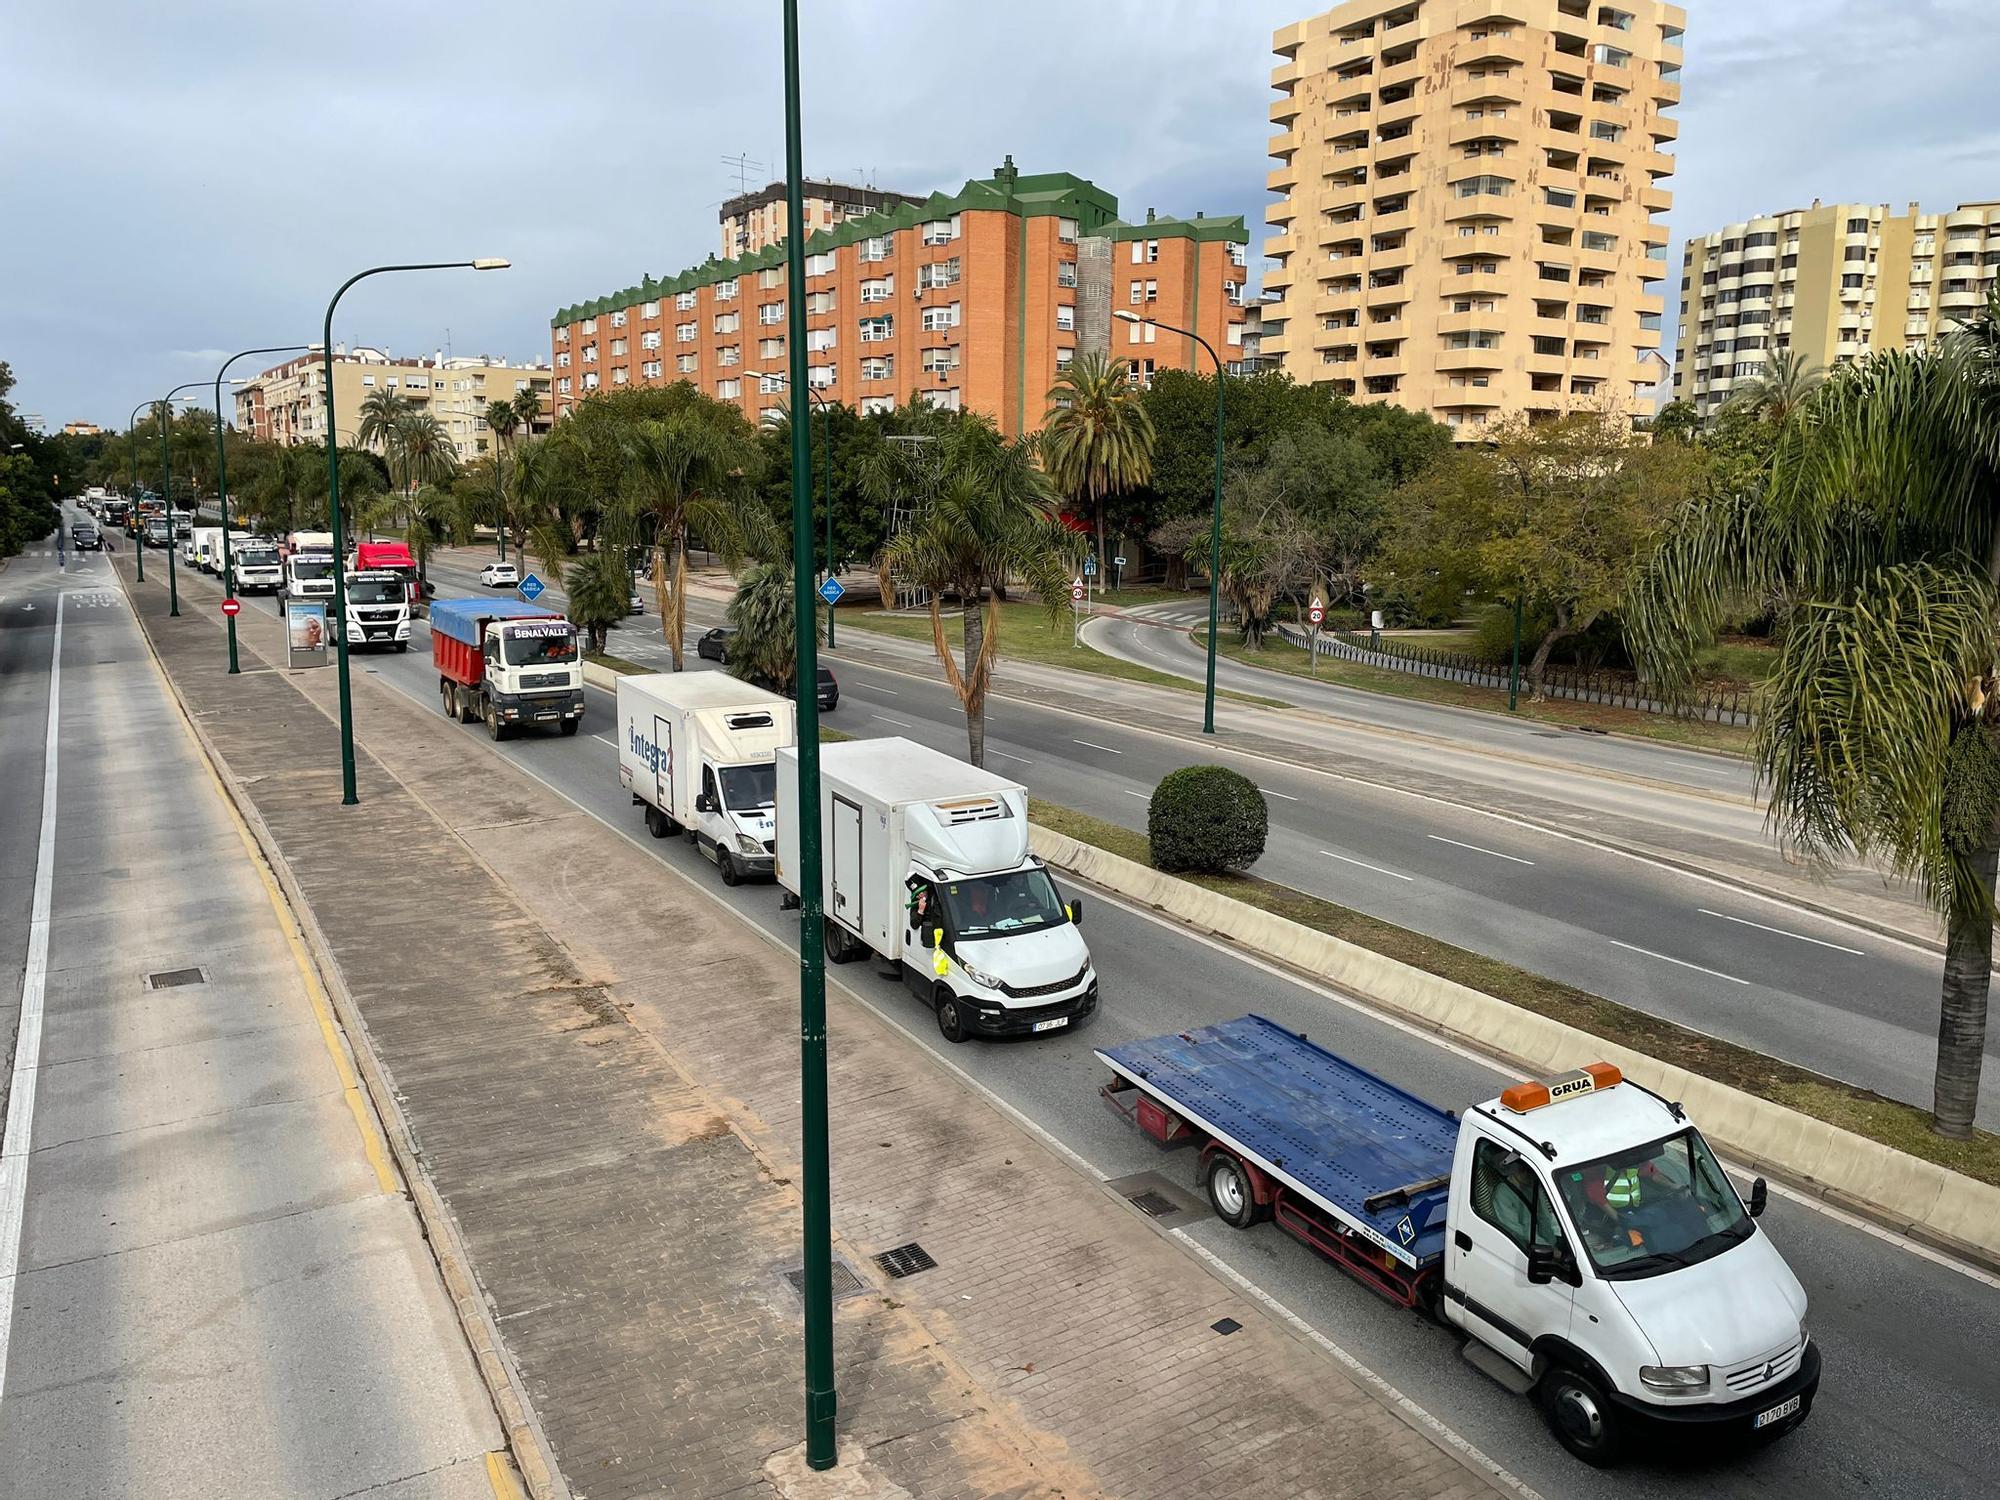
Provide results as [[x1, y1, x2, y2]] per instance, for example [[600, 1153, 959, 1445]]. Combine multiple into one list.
[[145, 967, 208, 990], [874, 1243, 937, 1279], [784, 1262, 865, 1299], [1127, 1190, 1180, 1219], [1212, 1318, 1242, 1336]]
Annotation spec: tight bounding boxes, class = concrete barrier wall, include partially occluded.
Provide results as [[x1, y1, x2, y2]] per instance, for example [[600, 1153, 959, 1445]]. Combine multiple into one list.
[[1031, 826, 2000, 1267]]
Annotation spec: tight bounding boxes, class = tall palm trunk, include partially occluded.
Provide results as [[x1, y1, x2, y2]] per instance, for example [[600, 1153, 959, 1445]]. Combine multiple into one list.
[[962, 596, 986, 767], [1095, 504, 1107, 602], [1935, 822, 1999, 1137]]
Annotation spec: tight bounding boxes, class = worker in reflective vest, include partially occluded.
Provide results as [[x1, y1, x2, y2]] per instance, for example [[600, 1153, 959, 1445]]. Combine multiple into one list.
[[1605, 1165, 1644, 1210]]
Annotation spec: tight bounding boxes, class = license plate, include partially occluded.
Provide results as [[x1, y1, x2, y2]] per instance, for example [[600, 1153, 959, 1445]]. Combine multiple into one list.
[[1753, 1394, 1801, 1429], [1031, 1016, 1070, 1033], [535, 713, 557, 721]]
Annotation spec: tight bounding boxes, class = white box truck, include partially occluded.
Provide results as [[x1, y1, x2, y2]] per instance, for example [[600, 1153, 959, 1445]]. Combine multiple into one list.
[[775, 737, 1099, 1043], [617, 673, 796, 886], [188, 525, 224, 573]]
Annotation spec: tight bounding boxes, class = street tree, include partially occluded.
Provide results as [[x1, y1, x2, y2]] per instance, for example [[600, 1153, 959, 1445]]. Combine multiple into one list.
[[1628, 295, 2000, 1138], [725, 559, 816, 693], [1722, 349, 1824, 427], [564, 549, 630, 656], [1041, 352, 1155, 588]]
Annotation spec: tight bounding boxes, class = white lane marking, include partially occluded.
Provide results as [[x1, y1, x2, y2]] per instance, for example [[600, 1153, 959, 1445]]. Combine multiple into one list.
[[1320, 850, 1413, 882], [989, 750, 1033, 766], [870, 686, 899, 696], [0, 592, 62, 1396], [1697, 908, 1866, 956], [1073, 739, 1122, 754], [593, 735, 616, 747], [1259, 787, 1299, 802], [1608, 938, 1750, 985], [1122, 789, 1147, 799], [872, 714, 912, 728], [1428, 833, 1534, 867]]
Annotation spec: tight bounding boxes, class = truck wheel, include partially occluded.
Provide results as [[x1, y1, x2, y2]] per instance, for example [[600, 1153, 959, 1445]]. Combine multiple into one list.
[[486, 707, 509, 742], [1205, 1153, 1259, 1229], [645, 805, 669, 839], [440, 681, 455, 718], [395, 641, 409, 653], [934, 989, 970, 1044], [559, 718, 579, 737], [823, 916, 857, 964], [1539, 1365, 1624, 1468], [717, 852, 741, 887]]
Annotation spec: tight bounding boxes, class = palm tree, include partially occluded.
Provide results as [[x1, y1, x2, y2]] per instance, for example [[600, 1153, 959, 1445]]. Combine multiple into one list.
[[1722, 348, 1824, 426], [510, 435, 568, 572], [726, 560, 814, 692], [1627, 296, 2000, 1138], [405, 483, 453, 595], [564, 549, 630, 656], [483, 398, 520, 455], [619, 409, 764, 670], [1040, 352, 1155, 593], [512, 386, 543, 435], [356, 389, 410, 458], [392, 410, 461, 503], [872, 419, 1071, 766]]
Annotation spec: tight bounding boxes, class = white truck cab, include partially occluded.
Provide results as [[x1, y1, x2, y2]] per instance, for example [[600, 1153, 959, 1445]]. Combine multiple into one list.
[[337, 569, 413, 651], [232, 542, 285, 595], [286, 548, 335, 601], [1441, 1066, 1815, 1465]]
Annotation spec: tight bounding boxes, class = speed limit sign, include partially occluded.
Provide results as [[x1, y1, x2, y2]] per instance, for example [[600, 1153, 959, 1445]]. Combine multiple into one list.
[[1071, 576, 1085, 603], [1308, 595, 1325, 626]]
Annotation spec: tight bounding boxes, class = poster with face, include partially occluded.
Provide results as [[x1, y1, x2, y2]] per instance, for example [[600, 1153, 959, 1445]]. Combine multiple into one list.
[[286, 601, 329, 667]]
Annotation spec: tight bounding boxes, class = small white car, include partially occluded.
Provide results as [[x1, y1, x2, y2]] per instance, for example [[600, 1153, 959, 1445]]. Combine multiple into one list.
[[480, 561, 520, 588]]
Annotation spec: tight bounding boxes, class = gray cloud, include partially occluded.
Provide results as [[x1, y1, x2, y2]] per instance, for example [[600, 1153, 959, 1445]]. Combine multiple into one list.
[[3, 1, 1996, 425]]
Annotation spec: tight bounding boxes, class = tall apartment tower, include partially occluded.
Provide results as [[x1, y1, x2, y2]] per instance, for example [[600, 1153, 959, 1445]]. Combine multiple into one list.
[[1673, 199, 2000, 417], [1263, 0, 1684, 434]]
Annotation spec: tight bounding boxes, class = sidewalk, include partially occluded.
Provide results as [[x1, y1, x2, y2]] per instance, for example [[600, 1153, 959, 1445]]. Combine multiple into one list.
[[113, 562, 1520, 1498]]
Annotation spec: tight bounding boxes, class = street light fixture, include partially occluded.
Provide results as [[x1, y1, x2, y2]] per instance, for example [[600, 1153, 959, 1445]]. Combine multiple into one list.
[[1114, 309, 1225, 733], [757, 369, 838, 648], [216, 347, 308, 673], [154, 386, 213, 617], [319, 258, 510, 806]]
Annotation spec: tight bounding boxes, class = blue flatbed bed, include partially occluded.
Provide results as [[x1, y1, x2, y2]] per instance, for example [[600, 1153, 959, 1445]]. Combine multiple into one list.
[[428, 596, 561, 646], [1097, 1015, 1460, 1273]]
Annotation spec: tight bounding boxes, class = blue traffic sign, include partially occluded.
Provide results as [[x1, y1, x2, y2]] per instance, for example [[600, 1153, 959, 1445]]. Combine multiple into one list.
[[519, 573, 545, 601], [818, 576, 845, 606], [1083, 556, 1098, 576]]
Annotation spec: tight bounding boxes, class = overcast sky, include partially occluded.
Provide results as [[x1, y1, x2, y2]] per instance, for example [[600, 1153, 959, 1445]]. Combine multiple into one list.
[[4, 0, 1998, 430]]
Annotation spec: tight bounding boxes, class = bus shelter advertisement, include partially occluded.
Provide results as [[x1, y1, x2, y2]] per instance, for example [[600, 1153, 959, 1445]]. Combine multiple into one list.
[[286, 601, 328, 669]]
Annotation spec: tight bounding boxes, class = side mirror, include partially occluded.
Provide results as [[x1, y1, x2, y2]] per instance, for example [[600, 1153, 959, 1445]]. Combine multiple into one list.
[[1527, 1245, 1580, 1287], [695, 793, 714, 814], [1067, 897, 1083, 925], [1748, 1177, 1768, 1219]]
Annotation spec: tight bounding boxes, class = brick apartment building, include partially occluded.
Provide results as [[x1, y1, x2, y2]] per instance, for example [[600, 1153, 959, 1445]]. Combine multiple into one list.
[[549, 158, 1252, 438]]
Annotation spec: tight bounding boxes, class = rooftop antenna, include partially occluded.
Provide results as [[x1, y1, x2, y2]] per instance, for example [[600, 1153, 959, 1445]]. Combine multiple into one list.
[[722, 150, 765, 196]]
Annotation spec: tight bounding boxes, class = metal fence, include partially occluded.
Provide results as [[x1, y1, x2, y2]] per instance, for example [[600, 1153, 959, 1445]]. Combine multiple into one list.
[[1275, 623, 1757, 727]]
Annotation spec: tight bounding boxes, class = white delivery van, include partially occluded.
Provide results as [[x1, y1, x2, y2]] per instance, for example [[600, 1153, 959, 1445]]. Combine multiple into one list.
[[188, 525, 223, 573], [617, 673, 797, 886], [776, 737, 1098, 1042], [231, 541, 285, 595]]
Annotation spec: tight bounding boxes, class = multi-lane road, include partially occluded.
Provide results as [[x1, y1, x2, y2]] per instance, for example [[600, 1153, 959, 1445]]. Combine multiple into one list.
[[389, 547, 1995, 1126], [153, 538, 2000, 1499]]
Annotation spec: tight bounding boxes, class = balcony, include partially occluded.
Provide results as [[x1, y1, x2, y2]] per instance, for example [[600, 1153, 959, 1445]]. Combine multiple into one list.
[[1268, 163, 1298, 194], [1379, 55, 1425, 92], [1449, 117, 1519, 148], [1451, 75, 1524, 109], [1327, 103, 1374, 136], [1456, 33, 1529, 68], [1270, 94, 1300, 127], [1369, 240, 1416, 273], [1315, 285, 1364, 316], [1941, 287, 1984, 311], [1370, 206, 1414, 238], [1273, 56, 1302, 89], [1437, 308, 1505, 338], [1377, 94, 1424, 131], [1642, 184, 1673, 215], [1360, 354, 1409, 381], [1649, 114, 1680, 143], [1436, 345, 1504, 373]]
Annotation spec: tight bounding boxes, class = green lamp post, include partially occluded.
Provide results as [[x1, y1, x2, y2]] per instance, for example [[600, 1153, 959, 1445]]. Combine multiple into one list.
[[156, 383, 213, 617], [215, 346, 308, 673], [757, 368, 837, 648]]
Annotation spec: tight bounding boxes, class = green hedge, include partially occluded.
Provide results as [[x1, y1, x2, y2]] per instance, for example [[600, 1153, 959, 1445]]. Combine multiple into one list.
[[1149, 765, 1268, 874]]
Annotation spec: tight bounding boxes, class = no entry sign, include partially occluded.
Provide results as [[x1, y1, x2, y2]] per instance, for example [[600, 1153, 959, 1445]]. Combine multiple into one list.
[[221, 597, 242, 617]]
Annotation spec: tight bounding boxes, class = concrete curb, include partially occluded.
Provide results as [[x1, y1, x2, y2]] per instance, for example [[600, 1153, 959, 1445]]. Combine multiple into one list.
[[1029, 826, 2000, 1272], [113, 561, 570, 1500]]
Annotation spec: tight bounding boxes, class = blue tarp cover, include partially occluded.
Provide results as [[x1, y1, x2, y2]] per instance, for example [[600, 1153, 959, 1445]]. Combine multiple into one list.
[[427, 596, 560, 646]]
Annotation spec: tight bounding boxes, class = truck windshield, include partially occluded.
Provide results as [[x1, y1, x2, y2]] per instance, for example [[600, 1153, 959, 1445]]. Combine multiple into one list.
[[718, 763, 776, 811], [502, 629, 578, 666], [239, 550, 277, 566], [348, 578, 404, 604], [289, 558, 332, 580], [1555, 1128, 1752, 1280], [941, 868, 1067, 940]]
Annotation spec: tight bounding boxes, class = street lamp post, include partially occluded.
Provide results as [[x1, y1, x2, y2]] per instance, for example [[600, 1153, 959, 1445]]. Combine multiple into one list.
[[157, 383, 213, 617], [216, 347, 308, 673], [780, 0, 836, 1470], [1115, 309, 1225, 733], [758, 369, 836, 648], [319, 259, 509, 805], [126, 400, 153, 582]]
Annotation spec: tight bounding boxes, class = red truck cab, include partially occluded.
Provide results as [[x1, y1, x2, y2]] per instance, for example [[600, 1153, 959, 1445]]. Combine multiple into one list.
[[353, 540, 421, 602]]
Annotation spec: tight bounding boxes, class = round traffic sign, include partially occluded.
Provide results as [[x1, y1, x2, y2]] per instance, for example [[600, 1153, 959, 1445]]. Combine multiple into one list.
[[221, 597, 242, 617], [1308, 607, 1324, 625], [1071, 583, 1085, 602]]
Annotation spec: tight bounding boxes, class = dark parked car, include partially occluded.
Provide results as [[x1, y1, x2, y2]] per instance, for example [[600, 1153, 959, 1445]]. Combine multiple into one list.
[[696, 625, 734, 663], [747, 664, 838, 711]]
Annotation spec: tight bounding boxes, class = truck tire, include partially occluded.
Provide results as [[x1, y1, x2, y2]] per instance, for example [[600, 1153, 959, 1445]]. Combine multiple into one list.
[[1539, 1364, 1624, 1468], [458, 691, 478, 725], [440, 680, 455, 718], [1204, 1152, 1259, 1229], [559, 717, 580, 736], [823, 916, 857, 964], [395, 641, 409, 653], [486, 706, 509, 742], [934, 988, 970, 1044], [645, 805, 670, 839], [717, 851, 741, 887]]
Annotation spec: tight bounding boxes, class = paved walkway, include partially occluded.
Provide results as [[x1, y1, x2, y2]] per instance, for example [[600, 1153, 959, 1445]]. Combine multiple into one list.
[[113, 561, 1519, 1499]]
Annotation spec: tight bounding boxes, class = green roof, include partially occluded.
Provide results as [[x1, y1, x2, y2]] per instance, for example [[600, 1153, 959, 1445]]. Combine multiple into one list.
[[551, 157, 1228, 328]]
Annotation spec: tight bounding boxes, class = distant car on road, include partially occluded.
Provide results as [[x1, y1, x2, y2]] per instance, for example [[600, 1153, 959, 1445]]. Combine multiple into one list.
[[479, 561, 520, 588], [697, 625, 734, 663], [69, 521, 101, 551]]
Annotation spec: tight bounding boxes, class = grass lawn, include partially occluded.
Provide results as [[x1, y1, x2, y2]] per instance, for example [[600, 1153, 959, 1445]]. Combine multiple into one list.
[[1697, 636, 1781, 688], [1378, 627, 1484, 653], [583, 650, 650, 676], [1029, 797, 2000, 1189], [848, 602, 1288, 709], [1201, 629, 1753, 756]]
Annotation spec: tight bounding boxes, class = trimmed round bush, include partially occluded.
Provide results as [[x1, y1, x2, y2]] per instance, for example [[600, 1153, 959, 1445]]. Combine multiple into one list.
[[1149, 765, 1268, 875]]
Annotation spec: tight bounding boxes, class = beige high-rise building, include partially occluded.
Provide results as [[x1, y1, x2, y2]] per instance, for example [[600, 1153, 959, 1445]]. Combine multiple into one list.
[[236, 348, 555, 459], [1263, 0, 1683, 434], [1673, 199, 2000, 417], [718, 179, 923, 258]]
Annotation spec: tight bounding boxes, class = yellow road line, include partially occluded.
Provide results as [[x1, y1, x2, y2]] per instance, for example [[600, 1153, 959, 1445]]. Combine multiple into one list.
[[484, 1450, 527, 1499], [137, 617, 402, 1196]]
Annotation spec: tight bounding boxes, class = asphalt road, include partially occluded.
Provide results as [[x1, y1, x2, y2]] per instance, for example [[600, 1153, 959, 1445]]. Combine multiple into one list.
[[287, 569, 2000, 1500], [366, 548, 1996, 1125], [0, 529, 503, 1497]]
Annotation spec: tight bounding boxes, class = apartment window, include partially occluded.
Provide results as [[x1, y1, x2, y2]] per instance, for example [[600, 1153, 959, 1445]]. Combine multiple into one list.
[[1533, 335, 1566, 355], [758, 267, 783, 290], [1056, 348, 1076, 371], [716, 311, 742, 334], [808, 365, 835, 390], [556, 376, 571, 394], [1056, 305, 1075, 332], [581, 318, 598, 334], [555, 352, 571, 369], [610, 310, 627, 328], [716, 278, 739, 300], [676, 353, 697, 374], [1447, 332, 1501, 349], [920, 303, 962, 331], [861, 356, 894, 381], [1057, 217, 1079, 243], [759, 303, 785, 325], [1577, 304, 1609, 324], [917, 259, 962, 290], [676, 322, 697, 343], [640, 330, 662, 350], [612, 367, 629, 385], [1841, 273, 1864, 290], [676, 291, 697, 311], [1844, 245, 1868, 262], [555, 327, 569, 344], [860, 315, 894, 343], [1126, 319, 1157, 345], [921, 214, 961, 245], [1582, 231, 1617, 252], [861, 277, 894, 303], [1128, 279, 1159, 304], [641, 300, 660, 318], [806, 252, 836, 277], [1130, 239, 1160, 264], [1058, 260, 1079, 288], [717, 346, 740, 367], [582, 345, 598, 362], [1230, 242, 1248, 268], [920, 347, 960, 374], [582, 372, 599, 390], [806, 328, 835, 353], [1453, 175, 1510, 200], [716, 378, 742, 399], [1544, 188, 1576, 208], [1846, 216, 1869, 234], [759, 338, 785, 359], [808, 290, 836, 315], [606, 338, 625, 357], [859, 394, 895, 415], [1589, 122, 1623, 142], [641, 360, 663, 379], [758, 373, 786, 395], [1591, 44, 1630, 66], [861, 236, 891, 262]]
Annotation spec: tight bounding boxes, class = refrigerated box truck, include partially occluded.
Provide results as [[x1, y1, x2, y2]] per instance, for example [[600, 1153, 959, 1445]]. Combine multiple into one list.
[[429, 597, 584, 739], [615, 673, 796, 885], [776, 737, 1098, 1042]]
